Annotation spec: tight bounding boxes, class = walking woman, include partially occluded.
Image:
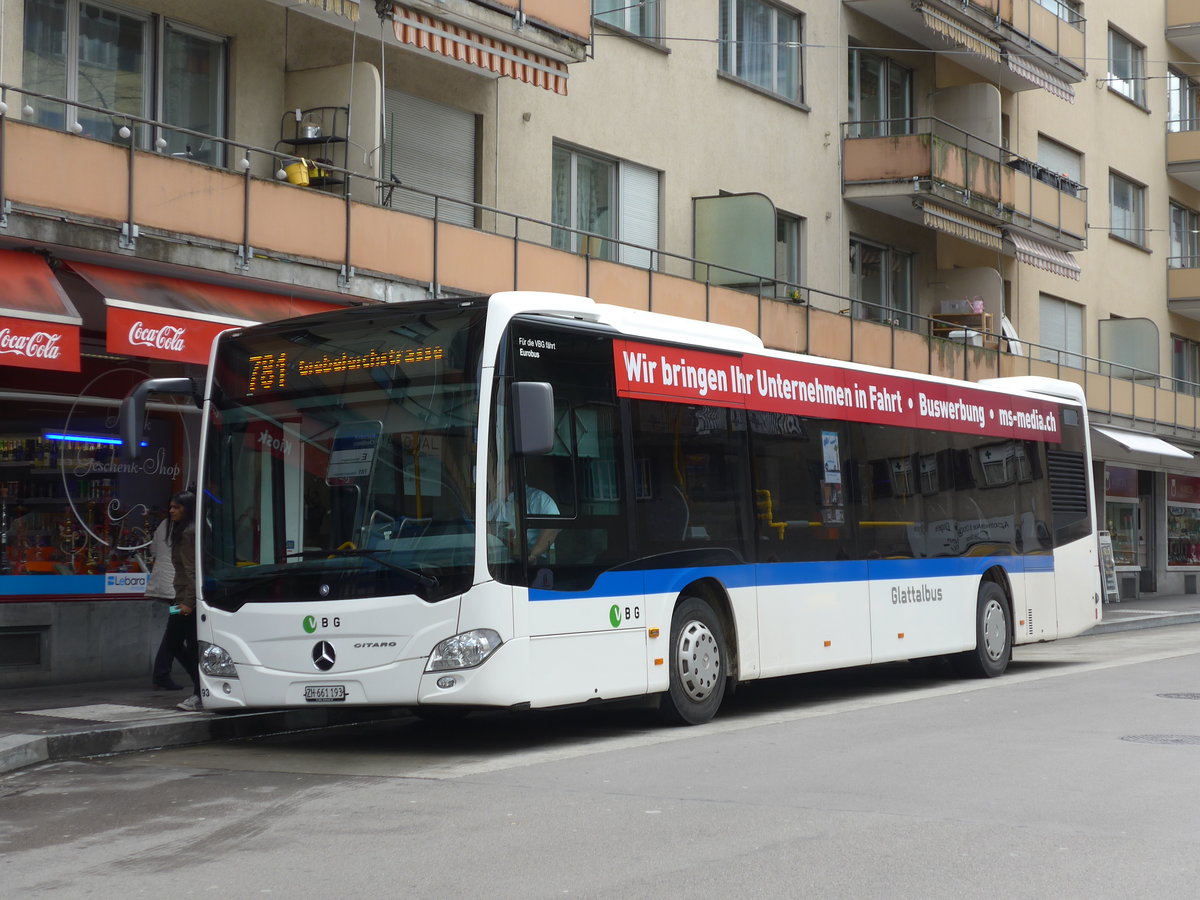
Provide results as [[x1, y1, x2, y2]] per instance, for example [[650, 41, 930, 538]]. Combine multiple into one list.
[[167, 491, 203, 712]]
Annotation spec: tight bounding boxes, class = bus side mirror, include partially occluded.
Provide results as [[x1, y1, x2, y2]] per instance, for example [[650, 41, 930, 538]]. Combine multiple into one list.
[[119, 377, 200, 460], [511, 381, 554, 455]]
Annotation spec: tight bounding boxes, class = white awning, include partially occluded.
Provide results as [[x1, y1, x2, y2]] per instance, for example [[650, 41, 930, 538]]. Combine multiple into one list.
[[1006, 53, 1075, 103], [1005, 231, 1081, 280], [1092, 426, 1194, 460], [916, 4, 1001, 64], [922, 202, 1003, 251]]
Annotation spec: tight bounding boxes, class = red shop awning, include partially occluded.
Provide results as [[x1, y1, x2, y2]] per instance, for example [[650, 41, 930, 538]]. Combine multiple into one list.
[[67, 263, 350, 366], [0, 250, 82, 372]]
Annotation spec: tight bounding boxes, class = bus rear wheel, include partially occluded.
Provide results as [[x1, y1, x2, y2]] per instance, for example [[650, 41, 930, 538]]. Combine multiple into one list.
[[660, 596, 726, 725], [954, 581, 1010, 678]]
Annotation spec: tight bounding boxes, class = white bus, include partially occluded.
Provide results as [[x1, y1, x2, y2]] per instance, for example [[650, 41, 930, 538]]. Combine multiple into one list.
[[121, 292, 1102, 724]]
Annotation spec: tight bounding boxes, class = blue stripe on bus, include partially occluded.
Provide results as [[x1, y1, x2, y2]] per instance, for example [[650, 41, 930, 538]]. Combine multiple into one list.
[[528, 554, 1055, 602]]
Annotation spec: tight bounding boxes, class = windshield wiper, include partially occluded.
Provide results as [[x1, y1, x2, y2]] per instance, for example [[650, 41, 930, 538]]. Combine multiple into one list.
[[284, 548, 438, 588]]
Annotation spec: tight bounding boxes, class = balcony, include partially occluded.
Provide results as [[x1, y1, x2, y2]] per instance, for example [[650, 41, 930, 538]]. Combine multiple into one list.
[[0, 104, 1194, 439], [844, 0, 1085, 100], [842, 118, 1087, 253], [1167, 0, 1200, 59], [1168, 123, 1200, 189], [1169, 258, 1200, 320]]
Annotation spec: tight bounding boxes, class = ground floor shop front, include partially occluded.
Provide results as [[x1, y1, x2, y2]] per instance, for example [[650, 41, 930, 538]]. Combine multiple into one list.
[[0, 246, 360, 686], [1095, 425, 1200, 601]]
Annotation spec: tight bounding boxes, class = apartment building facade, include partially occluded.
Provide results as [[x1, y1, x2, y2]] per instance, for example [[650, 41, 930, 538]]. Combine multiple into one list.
[[1, 0, 1199, 683]]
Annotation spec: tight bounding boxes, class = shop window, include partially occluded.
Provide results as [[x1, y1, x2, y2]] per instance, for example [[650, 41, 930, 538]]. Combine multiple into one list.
[[1104, 466, 1139, 567], [1168, 474, 1200, 567]]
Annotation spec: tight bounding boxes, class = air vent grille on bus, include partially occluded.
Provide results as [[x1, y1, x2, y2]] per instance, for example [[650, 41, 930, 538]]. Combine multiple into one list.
[[1046, 449, 1088, 530], [1027, 609, 1034, 636]]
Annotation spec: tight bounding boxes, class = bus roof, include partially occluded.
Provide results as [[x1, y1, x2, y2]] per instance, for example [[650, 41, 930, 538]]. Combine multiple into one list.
[[488, 292, 1082, 409]]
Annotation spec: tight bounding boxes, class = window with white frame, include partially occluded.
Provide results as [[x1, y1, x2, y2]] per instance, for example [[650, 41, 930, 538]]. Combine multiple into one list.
[[1171, 202, 1200, 268], [718, 0, 802, 103], [1109, 171, 1146, 246], [849, 238, 912, 330], [22, 0, 227, 162], [847, 47, 912, 138], [552, 145, 660, 267], [1173, 335, 1200, 395], [1038, 293, 1084, 369], [594, 0, 660, 39], [1107, 28, 1145, 106], [1037, 135, 1082, 189], [1168, 68, 1200, 133]]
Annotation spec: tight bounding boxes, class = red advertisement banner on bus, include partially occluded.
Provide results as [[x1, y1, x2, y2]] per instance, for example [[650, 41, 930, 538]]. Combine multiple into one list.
[[612, 340, 1062, 442]]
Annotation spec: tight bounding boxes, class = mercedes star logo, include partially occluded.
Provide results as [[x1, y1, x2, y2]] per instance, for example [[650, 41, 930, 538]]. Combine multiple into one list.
[[312, 640, 336, 671]]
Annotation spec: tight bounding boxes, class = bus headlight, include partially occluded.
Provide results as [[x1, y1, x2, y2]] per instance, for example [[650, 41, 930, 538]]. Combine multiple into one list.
[[199, 641, 239, 678], [426, 629, 502, 672]]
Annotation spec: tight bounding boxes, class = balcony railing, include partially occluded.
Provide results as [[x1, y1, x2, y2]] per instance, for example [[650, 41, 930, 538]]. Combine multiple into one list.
[[843, 116, 1087, 248], [0, 83, 1195, 439]]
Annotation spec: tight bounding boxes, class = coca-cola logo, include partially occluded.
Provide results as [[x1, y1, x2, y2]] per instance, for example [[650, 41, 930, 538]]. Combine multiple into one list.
[[0, 327, 63, 360], [128, 320, 187, 352]]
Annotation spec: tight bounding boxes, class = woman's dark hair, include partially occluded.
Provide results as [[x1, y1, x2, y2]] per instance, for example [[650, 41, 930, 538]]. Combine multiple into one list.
[[170, 491, 196, 545]]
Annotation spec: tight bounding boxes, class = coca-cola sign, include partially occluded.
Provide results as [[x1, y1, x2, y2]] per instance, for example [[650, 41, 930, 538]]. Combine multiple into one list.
[[0, 315, 80, 372], [108, 305, 235, 365], [127, 320, 188, 353]]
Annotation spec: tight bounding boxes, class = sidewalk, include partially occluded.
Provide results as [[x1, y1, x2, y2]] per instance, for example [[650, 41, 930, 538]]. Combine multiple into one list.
[[3, 594, 1200, 777]]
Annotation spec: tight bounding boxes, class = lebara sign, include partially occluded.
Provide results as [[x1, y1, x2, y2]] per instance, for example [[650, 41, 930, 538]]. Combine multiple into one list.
[[612, 339, 1063, 443], [0, 315, 81, 372], [107, 305, 239, 365]]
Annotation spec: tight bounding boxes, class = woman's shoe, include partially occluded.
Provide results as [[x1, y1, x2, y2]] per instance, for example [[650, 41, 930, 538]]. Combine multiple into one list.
[[153, 679, 184, 691]]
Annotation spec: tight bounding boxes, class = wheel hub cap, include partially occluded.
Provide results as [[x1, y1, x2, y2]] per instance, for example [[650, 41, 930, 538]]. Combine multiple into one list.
[[982, 599, 1006, 661], [676, 620, 721, 702]]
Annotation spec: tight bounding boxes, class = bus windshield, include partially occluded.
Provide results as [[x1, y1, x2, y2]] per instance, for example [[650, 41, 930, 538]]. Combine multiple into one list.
[[203, 302, 487, 610]]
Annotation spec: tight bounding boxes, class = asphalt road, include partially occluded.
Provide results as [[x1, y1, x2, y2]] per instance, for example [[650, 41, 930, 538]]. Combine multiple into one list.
[[3, 625, 1199, 899]]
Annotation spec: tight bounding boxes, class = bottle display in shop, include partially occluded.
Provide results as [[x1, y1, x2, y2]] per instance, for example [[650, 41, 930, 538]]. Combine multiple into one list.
[[0, 436, 157, 577]]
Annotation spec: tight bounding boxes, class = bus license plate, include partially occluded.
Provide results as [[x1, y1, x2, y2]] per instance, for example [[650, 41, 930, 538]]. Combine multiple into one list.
[[304, 685, 346, 702]]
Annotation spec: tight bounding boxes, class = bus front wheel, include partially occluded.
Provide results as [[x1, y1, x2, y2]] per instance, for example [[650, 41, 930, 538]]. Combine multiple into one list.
[[954, 581, 1010, 678], [660, 596, 726, 725]]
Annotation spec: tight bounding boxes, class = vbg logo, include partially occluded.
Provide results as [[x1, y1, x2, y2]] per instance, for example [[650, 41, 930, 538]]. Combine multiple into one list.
[[303, 615, 317, 634]]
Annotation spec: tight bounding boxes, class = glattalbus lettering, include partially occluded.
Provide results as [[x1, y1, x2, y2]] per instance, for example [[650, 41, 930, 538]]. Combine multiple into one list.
[[891, 583, 944, 604]]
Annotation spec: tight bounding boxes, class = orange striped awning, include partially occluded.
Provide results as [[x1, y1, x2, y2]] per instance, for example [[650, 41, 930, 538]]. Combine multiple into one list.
[[391, 5, 569, 95]]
